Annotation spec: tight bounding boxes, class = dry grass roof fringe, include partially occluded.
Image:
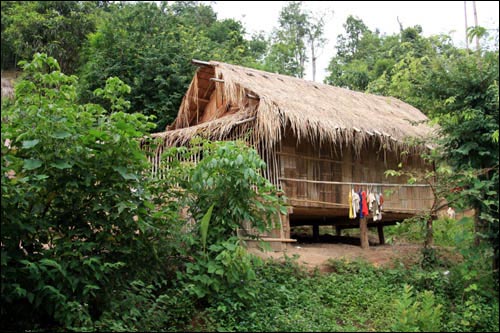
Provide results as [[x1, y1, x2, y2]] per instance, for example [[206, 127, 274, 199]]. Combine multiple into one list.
[[152, 60, 437, 156]]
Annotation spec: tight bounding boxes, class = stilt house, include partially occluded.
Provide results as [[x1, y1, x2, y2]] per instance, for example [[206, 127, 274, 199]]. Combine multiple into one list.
[[148, 60, 436, 249]]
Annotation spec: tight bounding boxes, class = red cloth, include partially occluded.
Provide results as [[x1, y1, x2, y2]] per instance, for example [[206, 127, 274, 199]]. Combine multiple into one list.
[[380, 194, 384, 207], [361, 191, 369, 216]]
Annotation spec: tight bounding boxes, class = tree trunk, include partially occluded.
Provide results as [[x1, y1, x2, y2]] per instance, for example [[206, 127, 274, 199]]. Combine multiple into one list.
[[464, 1, 469, 50], [311, 41, 316, 82], [472, 0, 480, 51], [360, 217, 369, 249]]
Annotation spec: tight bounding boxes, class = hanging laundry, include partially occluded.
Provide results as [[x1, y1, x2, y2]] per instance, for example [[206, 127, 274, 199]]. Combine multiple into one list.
[[372, 194, 381, 221], [358, 191, 364, 218], [361, 190, 369, 217], [368, 191, 376, 211], [375, 192, 383, 221], [351, 189, 359, 219]]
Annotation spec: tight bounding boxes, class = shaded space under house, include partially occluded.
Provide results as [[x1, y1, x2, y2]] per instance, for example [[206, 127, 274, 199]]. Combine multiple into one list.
[[146, 59, 437, 250]]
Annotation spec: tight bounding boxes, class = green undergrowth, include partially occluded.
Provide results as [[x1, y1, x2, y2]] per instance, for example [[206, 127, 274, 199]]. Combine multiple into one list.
[[184, 254, 498, 332]]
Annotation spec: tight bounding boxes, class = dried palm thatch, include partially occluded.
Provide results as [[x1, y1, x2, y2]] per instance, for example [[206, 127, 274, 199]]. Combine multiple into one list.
[[151, 60, 435, 154]]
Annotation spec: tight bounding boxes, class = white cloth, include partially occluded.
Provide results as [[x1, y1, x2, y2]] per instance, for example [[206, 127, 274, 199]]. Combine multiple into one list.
[[352, 189, 360, 218]]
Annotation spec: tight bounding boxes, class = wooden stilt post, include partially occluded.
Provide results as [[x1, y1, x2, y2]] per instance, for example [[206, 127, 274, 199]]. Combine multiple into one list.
[[360, 217, 369, 249], [281, 212, 291, 240], [313, 224, 319, 241], [377, 225, 385, 245], [336, 226, 342, 237]]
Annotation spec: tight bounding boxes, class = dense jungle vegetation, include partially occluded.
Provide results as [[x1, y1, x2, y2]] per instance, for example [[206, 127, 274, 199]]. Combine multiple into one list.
[[1, 1, 498, 331]]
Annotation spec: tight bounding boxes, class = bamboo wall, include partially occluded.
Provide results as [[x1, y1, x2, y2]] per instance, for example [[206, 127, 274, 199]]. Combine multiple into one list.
[[278, 131, 434, 215]]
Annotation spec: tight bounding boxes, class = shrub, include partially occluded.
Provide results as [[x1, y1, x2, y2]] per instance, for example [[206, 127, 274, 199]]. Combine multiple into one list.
[[162, 139, 287, 308], [1, 53, 175, 331]]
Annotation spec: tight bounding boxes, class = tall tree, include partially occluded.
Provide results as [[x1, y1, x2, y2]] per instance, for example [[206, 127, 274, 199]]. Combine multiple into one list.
[[264, 1, 309, 78], [306, 10, 328, 81], [324, 15, 374, 89]]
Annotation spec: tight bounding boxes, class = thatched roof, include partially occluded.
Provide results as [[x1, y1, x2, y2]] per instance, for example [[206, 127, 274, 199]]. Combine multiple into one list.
[[151, 60, 435, 153]]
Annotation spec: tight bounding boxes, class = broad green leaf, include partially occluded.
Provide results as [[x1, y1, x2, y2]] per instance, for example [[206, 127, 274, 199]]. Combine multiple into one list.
[[50, 160, 72, 169], [201, 204, 215, 254], [22, 139, 40, 149], [23, 159, 42, 170]]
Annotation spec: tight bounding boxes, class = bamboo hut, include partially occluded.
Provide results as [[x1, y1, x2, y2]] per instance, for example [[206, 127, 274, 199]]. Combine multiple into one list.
[[148, 59, 436, 250]]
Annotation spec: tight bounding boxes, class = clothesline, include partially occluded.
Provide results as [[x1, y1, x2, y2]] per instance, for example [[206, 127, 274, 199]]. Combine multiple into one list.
[[278, 177, 431, 188]]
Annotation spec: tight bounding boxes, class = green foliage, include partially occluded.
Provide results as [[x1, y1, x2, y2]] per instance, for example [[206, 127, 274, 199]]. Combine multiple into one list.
[[193, 256, 498, 332], [424, 52, 499, 274], [262, 1, 330, 80], [94, 280, 195, 332], [77, 1, 263, 130], [166, 139, 286, 243], [200, 203, 215, 254], [386, 216, 475, 248], [264, 1, 309, 78], [161, 139, 286, 307], [1, 1, 100, 73], [325, 15, 457, 93], [0, 53, 177, 331], [391, 284, 443, 332]]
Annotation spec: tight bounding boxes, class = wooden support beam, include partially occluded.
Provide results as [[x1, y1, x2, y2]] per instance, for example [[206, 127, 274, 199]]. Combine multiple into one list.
[[312, 224, 319, 241], [243, 237, 297, 243], [360, 217, 369, 249], [279, 177, 431, 187], [191, 59, 212, 67], [336, 226, 342, 237], [210, 77, 225, 83], [377, 225, 385, 245], [202, 80, 215, 99]]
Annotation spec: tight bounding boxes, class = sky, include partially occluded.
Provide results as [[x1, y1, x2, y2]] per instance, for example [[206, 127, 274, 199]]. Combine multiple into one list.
[[211, 1, 500, 82]]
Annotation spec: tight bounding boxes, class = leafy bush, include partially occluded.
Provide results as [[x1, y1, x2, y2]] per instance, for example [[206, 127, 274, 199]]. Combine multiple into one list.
[[161, 139, 287, 309], [1, 53, 177, 331], [391, 284, 443, 332]]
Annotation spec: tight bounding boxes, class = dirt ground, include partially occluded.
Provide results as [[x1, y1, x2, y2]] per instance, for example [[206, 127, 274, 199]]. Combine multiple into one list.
[[249, 235, 424, 272]]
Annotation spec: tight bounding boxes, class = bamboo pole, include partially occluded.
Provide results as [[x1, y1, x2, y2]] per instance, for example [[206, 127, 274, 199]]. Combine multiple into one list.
[[278, 177, 431, 187]]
